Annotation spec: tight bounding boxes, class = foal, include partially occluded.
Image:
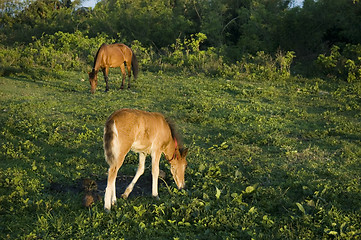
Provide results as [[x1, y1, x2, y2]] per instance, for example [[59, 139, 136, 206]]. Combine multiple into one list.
[[103, 109, 188, 211]]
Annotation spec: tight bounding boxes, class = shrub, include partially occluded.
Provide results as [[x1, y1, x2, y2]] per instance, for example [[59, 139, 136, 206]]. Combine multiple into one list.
[[130, 40, 159, 71], [220, 50, 295, 81], [0, 31, 112, 76], [162, 33, 224, 75], [28, 31, 111, 71], [1, 31, 296, 81], [0, 45, 22, 76], [317, 44, 361, 82]]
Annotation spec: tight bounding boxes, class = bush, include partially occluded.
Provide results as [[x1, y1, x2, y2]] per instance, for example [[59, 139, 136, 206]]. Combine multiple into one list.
[[0, 31, 112, 76], [220, 50, 295, 81], [28, 31, 111, 71], [130, 40, 159, 72], [317, 44, 361, 82], [162, 33, 224, 75], [1, 31, 296, 81], [0, 45, 23, 76]]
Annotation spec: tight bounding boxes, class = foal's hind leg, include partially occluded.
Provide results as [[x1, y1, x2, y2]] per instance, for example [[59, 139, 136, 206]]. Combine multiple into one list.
[[122, 152, 146, 199], [104, 153, 126, 211]]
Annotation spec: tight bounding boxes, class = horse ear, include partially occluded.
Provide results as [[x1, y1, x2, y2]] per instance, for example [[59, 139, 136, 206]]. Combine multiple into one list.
[[180, 148, 188, 158]]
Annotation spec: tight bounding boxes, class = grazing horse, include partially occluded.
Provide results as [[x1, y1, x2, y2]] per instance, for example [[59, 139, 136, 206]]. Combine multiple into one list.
[[103, 108, 188, 211], [88, 43, 139, 94]]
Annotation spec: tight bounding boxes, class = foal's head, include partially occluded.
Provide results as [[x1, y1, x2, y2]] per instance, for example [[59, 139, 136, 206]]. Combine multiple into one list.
[[88, 70, 98, 94], [170, 147, 188, 190]]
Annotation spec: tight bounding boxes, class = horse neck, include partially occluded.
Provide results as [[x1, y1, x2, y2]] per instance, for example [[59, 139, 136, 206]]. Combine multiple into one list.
[[92, 59, 101, 73], [165, 138, 177, 161], [92, 48, 104, 72]]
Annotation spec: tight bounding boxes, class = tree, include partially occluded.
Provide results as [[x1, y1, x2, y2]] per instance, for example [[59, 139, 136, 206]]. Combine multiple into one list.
[[1, 0, 83, 44], [279, 0, 361, 60]]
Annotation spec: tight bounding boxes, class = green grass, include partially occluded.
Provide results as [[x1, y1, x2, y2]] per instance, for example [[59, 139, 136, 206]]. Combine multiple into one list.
[[0, 69, 360, 239]]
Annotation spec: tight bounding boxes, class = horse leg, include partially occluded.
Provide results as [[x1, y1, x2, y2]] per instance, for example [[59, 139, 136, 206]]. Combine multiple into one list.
[[104, 165, 119, 211], [151, 151, 161, 199], [127, 62, 132, 89], [104, 152, 126, 211], [120, 64, 126, 90], [103, 68, 109, 92], [122, 152, 146, 199]]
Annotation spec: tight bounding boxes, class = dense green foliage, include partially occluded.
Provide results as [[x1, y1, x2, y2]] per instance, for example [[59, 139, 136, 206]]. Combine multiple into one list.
[[1, 0, 361, 73], [0, 69, 360, 239], [317, 44, 361, 83]]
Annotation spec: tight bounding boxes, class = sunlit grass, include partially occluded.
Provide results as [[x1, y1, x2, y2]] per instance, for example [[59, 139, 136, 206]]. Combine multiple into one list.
[[0, 70, 360, 239]]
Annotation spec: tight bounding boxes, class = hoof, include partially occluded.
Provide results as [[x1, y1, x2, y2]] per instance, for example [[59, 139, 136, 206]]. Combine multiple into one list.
[[153, 195, 160, 201], [121, 193, 128, 199], [105, 89, 109, 92]]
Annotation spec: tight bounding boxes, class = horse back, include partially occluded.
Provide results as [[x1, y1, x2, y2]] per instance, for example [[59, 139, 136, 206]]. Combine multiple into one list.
[[94, 43, 133, 69], [107, 109, 172, 154], [114, 43, 133, 61]]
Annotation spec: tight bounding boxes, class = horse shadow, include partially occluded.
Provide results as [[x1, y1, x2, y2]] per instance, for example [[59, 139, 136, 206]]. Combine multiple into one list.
[[49, 172, 168, 208]]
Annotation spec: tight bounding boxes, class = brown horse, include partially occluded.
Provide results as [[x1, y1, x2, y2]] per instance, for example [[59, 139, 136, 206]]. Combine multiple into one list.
[[103, 109, 188, 211], [88, 43, 139, 94]]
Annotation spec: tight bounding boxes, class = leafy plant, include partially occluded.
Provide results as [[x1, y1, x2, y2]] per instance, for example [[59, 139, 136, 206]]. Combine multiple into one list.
[[163, 33, 223, 75], [221, 50, 295, 81], [317, 44, 361, 82]]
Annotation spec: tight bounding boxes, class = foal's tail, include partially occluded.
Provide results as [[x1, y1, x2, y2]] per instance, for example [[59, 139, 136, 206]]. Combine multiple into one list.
[[131, 51, 139, 79], [103, 119, 120, 166]]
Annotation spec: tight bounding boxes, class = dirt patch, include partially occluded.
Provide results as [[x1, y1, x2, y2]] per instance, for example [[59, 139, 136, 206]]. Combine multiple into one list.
[[49, 172, 168, 207]]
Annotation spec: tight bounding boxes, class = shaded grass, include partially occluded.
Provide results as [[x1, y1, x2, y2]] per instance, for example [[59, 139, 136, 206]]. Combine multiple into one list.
[[0, 69, 360, 239]]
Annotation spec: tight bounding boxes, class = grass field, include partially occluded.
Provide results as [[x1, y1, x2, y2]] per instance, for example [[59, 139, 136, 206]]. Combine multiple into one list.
[[0, 69, 360, 239]]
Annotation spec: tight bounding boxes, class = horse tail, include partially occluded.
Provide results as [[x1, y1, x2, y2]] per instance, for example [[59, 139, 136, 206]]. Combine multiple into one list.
[[103, 119, 120, 166], [131, 50, 139, 79]]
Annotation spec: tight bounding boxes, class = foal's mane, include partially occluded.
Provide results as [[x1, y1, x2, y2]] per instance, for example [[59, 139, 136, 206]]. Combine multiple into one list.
[[166, 118, 183, 148], [93, 43, 106, 69]]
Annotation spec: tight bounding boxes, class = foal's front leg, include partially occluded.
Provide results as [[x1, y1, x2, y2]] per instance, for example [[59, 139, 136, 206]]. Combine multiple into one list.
[[151, 151, 161, 199], [122, 152, 146, 199]]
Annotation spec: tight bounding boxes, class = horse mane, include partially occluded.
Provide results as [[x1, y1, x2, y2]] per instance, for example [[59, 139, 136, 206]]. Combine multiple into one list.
[[166, 118, 183, 149], [93, 43, 106, 69]]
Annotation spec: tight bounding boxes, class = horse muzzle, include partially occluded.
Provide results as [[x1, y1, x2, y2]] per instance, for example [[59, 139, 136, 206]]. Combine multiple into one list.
[[177, 181, 185, 190]]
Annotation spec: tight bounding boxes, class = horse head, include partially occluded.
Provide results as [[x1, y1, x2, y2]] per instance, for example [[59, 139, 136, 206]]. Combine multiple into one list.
[[88, 70, 98, 94], [169, 147, 188, 190]]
